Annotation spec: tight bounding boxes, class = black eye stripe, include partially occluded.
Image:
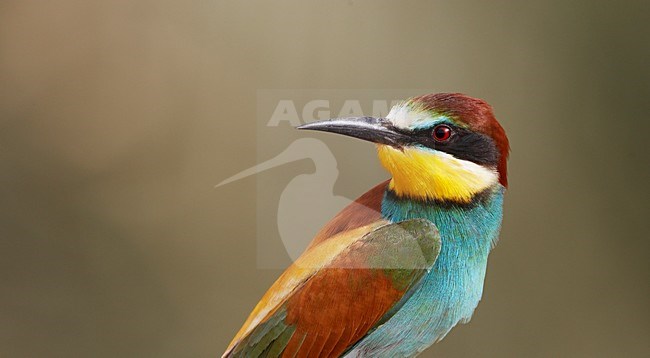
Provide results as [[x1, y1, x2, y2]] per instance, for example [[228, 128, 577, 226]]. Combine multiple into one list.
[[392, 125, 499, 166]]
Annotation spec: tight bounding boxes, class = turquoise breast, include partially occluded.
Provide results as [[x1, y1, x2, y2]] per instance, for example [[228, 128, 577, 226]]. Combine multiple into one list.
[[345, 185, 504, 357]]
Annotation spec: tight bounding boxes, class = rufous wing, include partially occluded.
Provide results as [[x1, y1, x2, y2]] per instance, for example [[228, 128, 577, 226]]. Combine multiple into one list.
[[222, 219, 441, 358]]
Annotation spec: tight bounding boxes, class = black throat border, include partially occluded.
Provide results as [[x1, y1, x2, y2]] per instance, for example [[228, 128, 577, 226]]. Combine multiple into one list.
[[384, 185, 496, 209]]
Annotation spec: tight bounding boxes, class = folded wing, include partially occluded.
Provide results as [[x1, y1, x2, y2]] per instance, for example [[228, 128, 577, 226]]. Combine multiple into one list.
[[223, 219, 441, 358]]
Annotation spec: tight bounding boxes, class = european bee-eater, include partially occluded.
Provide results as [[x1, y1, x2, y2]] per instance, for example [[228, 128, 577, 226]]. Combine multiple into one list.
[[223, 93, 510, 357]]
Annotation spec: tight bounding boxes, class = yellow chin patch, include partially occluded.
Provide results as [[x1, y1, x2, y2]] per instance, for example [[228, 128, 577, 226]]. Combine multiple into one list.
[[377, 145, 498, 202]]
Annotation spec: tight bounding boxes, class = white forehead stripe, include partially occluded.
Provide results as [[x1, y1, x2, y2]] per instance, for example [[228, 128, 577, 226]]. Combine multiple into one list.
[[386, 103, 432, 130]]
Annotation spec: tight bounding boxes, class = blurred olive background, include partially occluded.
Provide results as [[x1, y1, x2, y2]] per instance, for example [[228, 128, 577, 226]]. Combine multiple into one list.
[[1, 1, 649, 357]]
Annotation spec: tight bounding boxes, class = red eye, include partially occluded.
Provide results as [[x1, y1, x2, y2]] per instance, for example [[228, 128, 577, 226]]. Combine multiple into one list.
[[432, 125, 452, 141]]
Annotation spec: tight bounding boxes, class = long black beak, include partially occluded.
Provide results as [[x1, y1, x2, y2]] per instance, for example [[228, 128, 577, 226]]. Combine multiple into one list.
[[296, 117, 410, 148]]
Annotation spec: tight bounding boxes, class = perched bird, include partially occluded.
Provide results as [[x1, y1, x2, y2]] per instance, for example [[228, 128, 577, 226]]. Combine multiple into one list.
[[222, 93, 510, 357]]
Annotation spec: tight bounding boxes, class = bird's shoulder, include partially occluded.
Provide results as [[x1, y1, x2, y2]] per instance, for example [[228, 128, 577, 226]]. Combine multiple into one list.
[[307, 180, 389, 249]]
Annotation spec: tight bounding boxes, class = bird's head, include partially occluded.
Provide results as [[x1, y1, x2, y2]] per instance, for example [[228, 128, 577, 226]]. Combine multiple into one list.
[[298, 93, 510, 204]]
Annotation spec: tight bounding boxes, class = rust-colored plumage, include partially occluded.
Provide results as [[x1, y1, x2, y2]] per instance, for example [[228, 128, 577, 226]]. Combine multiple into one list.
[[282, 266, 405, 357], [223, 214, 440, 358]]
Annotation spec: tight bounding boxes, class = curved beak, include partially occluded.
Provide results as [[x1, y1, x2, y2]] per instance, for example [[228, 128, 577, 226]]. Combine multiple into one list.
[[297, 117, 410, 148]]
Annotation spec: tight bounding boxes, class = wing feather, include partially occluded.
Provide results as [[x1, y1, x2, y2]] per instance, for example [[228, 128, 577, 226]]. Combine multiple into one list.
[[223, 219, 441, 357]]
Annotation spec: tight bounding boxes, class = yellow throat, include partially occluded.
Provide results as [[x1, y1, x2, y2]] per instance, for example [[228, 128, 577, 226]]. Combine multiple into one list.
[[377, 145, 499, 202]]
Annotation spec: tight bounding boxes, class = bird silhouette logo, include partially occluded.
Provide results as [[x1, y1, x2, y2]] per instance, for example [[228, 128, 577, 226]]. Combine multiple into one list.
[[216, 137, 354, 262]]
